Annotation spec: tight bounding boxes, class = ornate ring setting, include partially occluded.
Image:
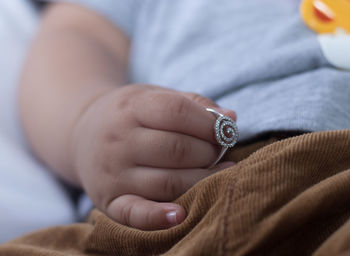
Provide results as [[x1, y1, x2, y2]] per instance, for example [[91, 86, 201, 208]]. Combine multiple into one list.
[[206, 108, 239, 168]]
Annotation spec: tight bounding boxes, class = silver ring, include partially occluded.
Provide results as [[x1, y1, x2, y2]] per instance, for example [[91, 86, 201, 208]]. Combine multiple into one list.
[[206, 108, 239, 168]]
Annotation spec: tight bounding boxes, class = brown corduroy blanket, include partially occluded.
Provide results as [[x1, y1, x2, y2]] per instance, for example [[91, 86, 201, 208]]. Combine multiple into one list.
[[1, 130, 350, 256]]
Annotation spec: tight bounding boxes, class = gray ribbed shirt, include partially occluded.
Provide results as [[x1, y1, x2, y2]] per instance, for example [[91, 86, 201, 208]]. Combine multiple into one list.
[[47, 0, 350, 141]]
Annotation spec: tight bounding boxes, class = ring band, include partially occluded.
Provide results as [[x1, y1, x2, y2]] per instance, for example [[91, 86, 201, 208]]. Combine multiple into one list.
[[206, 108, 239, 168]]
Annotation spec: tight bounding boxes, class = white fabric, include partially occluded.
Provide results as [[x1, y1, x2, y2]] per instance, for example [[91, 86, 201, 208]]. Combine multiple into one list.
[[318, 29, 350, 71], [0, 0, 76, 243]]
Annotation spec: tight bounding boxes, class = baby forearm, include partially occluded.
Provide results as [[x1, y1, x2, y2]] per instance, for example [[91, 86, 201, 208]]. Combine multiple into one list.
[[19, 3, 129, 185]]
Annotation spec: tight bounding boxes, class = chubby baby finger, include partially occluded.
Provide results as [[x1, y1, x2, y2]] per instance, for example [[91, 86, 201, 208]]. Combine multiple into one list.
[[129, 127, 218, 168]]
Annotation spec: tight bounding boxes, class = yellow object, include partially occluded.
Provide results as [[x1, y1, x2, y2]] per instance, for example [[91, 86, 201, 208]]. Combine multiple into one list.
[[300, 0, 350, 34]]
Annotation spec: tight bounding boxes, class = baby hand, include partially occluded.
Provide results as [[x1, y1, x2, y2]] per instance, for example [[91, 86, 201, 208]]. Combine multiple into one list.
[[71, 84, 236, 230]]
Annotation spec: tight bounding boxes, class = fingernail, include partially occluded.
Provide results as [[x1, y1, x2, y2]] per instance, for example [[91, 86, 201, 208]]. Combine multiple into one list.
[[223, 109, 236, 115], [221, 109, 237, 120], [166, 211, 178, 226]]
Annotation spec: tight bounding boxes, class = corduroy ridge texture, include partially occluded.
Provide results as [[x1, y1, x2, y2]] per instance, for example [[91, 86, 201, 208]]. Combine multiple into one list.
[[1, 130, 350, 256]]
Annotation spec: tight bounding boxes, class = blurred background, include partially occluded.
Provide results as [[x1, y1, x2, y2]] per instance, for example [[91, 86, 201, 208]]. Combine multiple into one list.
[[0, 0, 37, 144], [0, 0, 76, 243]]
